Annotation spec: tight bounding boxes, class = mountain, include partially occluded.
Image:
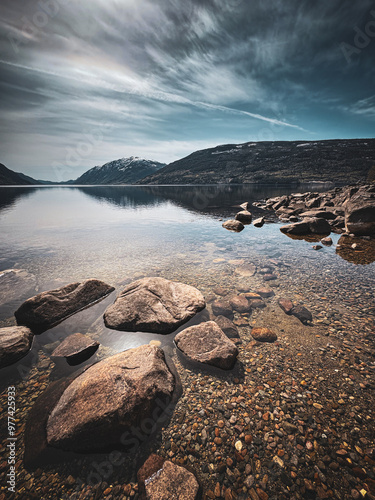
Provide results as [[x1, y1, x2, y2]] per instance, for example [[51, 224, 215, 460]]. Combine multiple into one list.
[[138, 139, 375, 185], [0, 163, 38, 185], [71, 157, 166, 185]]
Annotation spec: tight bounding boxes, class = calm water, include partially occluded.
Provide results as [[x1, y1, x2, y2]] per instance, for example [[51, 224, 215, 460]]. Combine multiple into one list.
[[0, 185, 375, 496]]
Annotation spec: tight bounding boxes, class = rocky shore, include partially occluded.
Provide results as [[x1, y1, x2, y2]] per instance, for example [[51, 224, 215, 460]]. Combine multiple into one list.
[[0, 184, 374, 500]]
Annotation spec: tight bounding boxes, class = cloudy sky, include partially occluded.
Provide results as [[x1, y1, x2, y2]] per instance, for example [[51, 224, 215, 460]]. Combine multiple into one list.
[[0, 0, 374, 181]]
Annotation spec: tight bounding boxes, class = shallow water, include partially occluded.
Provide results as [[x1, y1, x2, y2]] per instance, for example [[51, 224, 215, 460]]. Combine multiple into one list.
[[0, 185, 374, 498]]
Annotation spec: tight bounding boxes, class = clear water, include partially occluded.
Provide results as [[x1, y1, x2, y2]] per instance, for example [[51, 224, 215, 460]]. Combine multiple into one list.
[[0, 185, 374, 496]]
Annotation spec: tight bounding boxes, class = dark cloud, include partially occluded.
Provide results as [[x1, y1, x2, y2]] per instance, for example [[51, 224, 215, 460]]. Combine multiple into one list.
[[0, 0, 374, 179]]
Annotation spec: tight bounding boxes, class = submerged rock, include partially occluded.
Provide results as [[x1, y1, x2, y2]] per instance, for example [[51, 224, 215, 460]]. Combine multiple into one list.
[[15, 279, 115, 333], [145, 460, 199, 500], [256, 286, 275, 298], [251, 327, 277, 343], [51, 333, 99, 365], [174, 321, 238, 369], [278, 298, 293, 315], [213, 315, 239, 339], [229, 295, 251, 313], [211, 299, 233, 318], [291, 305, 313, 324], [235, 210, 252, 224], [104, 277, 205, 334], [0, 326, 33, 368], [46, 345, 175, 452], [321, 237, 333, 246], [222, 219, 244, 232]]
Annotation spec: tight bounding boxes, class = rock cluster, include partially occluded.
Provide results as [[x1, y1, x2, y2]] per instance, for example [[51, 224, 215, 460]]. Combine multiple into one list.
[[223, 202, 268, 232], [263, 184, 375, 236]]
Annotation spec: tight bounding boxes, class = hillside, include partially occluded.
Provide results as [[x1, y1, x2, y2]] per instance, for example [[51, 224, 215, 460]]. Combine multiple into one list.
[[0, 163, 37, 185], [137, 139, 375, 185], [72, 157, 166, 185]]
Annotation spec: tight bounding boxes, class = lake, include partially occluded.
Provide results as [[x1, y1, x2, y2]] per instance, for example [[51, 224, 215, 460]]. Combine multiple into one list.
[[0, 185, 374, 498]]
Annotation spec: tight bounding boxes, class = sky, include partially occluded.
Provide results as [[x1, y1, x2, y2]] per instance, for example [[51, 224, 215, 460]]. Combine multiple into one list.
[[0, 0, 374, 181]]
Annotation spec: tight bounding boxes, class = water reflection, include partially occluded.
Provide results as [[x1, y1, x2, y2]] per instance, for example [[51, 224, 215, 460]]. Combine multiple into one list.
[[0, 187, 37, 214]]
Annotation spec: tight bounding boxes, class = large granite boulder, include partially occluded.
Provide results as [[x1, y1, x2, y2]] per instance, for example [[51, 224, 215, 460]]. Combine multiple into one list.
[[104, 277, 205, 334], [51, 333, 99, 365], [46, 345, 175, 452], [14, 279, 115, 333], [344, 185, 375, 235], [0, 326, 33, 368], [145, 460, 199, 500], [174, 321, 238, 370]]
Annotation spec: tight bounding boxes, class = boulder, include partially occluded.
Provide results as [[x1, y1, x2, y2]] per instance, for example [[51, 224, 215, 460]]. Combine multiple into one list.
[[235, 210, 252, 224], [300, 210, 336, 220], [15, 279, 115, 333], [229, 295, 251, 313], [145, 460, 199, 500], [291, 305, 313, 324], [211, 299, 233, 318], [240, 202, 250, 211], [46, 345, 175, 452], [0, 326, 33, 368], [253, 217, 265, 228], [213, 316, 239, 339], [251, 327, 277, 343], [345, 185, 375, 235], [51, 333, 99, 365], [104, 277, 205, 334], [174, 321, 238, 370], [280, 217, 331, 236], [222, 219, 244, 232], [278, 298, 293, 314]]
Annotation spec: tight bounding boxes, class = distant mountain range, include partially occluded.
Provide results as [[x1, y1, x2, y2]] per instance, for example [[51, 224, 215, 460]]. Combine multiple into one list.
[[138, 139, 375, 185], [1, 139, 375, 186], [69, 157, 166, 185]]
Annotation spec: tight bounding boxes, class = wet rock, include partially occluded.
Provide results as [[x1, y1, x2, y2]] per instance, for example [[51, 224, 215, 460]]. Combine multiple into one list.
[[235, 263, 257, 276], [145, 460, 199, 500], [229, 295, 251, 313], [104, 277, 205, 334], [313, 245, 323, 250], [15, 279, 115, 333], [174, 321, 238, 369], [251, 327, 277, 343], [249, 299, 266, 309], [240, 202, 250, 211], [212, 299, 233, 318], [300, 210, 337, 220], [222, 220, 244, 232], [291, 304, 313, 324], [235, 210, 252, 224], [280, 217, 331, 236], [51, 333, 99, 365], [0, 326, 33, 368], [46, 345, 175, 452], [321, 237, 333, 246], [256, 287, 274, 298], [345, 184, 375, 235], [137, 453, 166, 498], [213, 316, 239, 339], [278, 298, 293, 315], [253, 217, 265, 228]]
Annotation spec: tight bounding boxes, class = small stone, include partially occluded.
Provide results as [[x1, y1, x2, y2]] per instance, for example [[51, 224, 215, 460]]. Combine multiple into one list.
[[235, 440, 242, 451], [251, 327, 277, 343], [313, 245, 323, 250], [321, 237, 333, 246], [278, 298, 293, 315]]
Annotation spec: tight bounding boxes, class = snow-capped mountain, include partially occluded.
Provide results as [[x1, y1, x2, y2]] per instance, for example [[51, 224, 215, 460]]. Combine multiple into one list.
[[72, 157, 166, 185]]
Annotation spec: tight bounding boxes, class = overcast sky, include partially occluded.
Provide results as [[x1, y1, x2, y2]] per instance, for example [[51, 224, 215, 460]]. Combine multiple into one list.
[[0, 0, 374, 181]]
